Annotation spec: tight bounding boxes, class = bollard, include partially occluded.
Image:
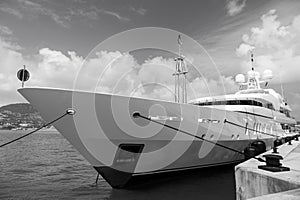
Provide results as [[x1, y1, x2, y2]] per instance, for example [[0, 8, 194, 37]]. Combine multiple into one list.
[[258, 154, 290, 172], [244, 146, 257, 160], [274, 139, 282, 147], [272, 146, 278, 154], [288, 138, 292, 145], [251, 140, 266, 155]]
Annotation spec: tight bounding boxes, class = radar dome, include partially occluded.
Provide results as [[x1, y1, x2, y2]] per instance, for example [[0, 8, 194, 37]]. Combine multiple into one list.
[[235, 74, 245, 83], [262, 69, 273, 81], [247, 70, 260, 78]]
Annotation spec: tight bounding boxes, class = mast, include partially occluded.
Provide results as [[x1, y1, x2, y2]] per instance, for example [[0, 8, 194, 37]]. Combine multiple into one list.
[[247, 50, 261, 90], [250, 50, 254, 71], [173, 35, 188, 103]]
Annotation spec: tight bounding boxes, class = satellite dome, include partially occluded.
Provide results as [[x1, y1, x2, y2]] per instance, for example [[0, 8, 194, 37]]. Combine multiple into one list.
[[247, 70, 260, 79], [235, 74, 245, 83], [262, 69, 273, 81]]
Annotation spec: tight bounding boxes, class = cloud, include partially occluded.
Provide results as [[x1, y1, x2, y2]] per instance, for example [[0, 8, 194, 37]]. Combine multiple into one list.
[[0, 25, 13, 36], [236, 10, 300, 83], [236, 43, 254, 57], [292, 15, 300, 32], [188, 76, 238, 99], [237, 9, 290, 51], [0, 34, 240, 106], [226, 0, 247, 16], [29, 48, 83, 88], [0, 0, 69, 27], [92, 55, 238, 101], [0, 34, 86, 105], [68, 8, 98, 20], [1, 1, 131, 27], [17, 0, 68, 27], [130, 7, 147, 15], [0, 7, 23, 19], [0, 37, 28, 104], [289, 92, 300, 120], [70, 7, 131, 22], [102, 10, 130, 22]]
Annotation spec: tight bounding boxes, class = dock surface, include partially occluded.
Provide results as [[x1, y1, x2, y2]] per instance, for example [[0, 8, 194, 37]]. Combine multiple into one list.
[[235, 138, 300, 200]]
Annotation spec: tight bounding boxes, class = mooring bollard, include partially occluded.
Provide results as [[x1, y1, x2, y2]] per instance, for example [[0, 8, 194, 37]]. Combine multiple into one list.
[[258, 154, 290, 172], [274, 139, 282, 148], [288, 138, 292, 145], [272, 146, 278, 154]]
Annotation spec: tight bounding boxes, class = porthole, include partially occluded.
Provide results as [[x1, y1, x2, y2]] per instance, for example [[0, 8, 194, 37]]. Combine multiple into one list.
[[210, 134, 214, 140], [231, 134, 235, 139], [201, 134, 206, 138], [237, 134, 240, 140]]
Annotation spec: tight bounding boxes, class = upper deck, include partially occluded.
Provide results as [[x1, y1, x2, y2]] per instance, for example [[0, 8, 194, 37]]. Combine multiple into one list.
[[189, 69, 294, 121]]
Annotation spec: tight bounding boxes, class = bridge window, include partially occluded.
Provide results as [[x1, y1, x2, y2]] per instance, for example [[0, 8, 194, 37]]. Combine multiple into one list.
[[195, 100, 264, 107], [266, 103, 274, 110]]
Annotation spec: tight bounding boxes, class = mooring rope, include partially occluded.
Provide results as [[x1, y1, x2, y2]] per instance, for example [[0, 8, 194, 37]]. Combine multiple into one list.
[[0, 109, 75, 148], [133, 112, 265, 162], [224, 119, 278, 137]]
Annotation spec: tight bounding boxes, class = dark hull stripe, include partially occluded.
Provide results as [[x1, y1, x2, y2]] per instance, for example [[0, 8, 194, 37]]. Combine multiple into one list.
[[132, 159, 245, 176], [95, 138, 275, 188], [95, 159, 245, 189]]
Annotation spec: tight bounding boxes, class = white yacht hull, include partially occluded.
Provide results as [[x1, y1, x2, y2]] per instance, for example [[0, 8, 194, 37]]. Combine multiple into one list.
[[18, 87, 277, 188]]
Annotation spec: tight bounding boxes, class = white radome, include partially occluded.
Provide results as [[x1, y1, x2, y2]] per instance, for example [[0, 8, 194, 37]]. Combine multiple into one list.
[[247, 70, 260, 78], [235, 74, 245, 83], [262, 69, 273, 81]]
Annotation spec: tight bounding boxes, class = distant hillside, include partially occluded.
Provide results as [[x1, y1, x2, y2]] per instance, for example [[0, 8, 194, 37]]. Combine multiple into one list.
[[0, 103, 38, 114], [0, 103, 46, 129]]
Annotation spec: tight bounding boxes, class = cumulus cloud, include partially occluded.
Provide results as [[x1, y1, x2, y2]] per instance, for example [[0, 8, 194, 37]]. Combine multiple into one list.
[[0, 35, 239, 106], [226, 0, 247, 16], [0, 38, 29, 104], [236, 43, 255, 57], [188, 76, 238, 99], [292, 15, 300, 32], [236, 10, 300, 83], [237, 9, 290, 52], [31, 48, 83, 88]]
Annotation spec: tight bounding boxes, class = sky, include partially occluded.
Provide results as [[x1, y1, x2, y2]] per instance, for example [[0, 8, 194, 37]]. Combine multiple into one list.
[[0, 0, 300, 119]]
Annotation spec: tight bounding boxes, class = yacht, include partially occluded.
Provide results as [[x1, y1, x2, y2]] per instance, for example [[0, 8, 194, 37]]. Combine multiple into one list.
[[18, 41, 297, 189]]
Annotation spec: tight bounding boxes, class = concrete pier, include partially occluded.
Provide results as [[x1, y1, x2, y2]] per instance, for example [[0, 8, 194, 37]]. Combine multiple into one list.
[[235, 138, 300, 200]]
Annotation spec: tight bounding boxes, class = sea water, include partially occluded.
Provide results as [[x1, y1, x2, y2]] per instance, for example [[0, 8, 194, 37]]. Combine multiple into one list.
[[0, 130, 236, 200]]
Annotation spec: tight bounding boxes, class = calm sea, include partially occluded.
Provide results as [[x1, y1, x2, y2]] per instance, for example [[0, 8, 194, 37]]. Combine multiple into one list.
[[0, 130, 236, 200]]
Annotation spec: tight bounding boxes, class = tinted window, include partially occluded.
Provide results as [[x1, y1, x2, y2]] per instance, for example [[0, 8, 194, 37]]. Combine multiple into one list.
[[196, 99, 264, 107]]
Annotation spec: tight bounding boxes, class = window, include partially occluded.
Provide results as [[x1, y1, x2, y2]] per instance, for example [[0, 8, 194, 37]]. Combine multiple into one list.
[[266, 103, 274, 110], [279, 107, 284, 113], [195, 99, 264, 107], [282, 110, 291, 117], [227, 100, 239, 105]]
